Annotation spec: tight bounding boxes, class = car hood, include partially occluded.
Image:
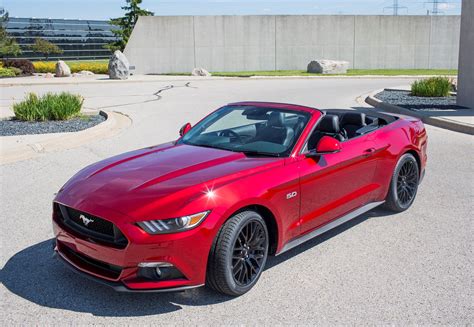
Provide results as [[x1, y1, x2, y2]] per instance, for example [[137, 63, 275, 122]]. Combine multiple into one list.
[[55, 142, 282, 221]]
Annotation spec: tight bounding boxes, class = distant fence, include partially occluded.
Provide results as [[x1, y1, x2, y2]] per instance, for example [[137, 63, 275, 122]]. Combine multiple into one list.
[[125, 15, 460, 74]]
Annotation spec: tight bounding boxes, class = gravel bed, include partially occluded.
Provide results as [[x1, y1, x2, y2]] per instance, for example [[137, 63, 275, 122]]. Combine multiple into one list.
[[375, 89, 468, 111], [0, 114, 106, 136]]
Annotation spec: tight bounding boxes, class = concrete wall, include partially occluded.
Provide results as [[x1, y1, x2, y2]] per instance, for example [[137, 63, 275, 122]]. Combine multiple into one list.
[[194, 16, 276, 72], [457, 0, 474, 109], [125, 15, 461, 74]]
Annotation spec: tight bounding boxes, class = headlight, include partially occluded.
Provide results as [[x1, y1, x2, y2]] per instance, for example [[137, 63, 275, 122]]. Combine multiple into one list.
[[137, 211, 210, 235]]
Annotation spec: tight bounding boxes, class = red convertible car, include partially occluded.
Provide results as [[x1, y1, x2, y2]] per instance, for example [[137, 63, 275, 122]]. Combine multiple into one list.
[[53, 102, 427, 296]]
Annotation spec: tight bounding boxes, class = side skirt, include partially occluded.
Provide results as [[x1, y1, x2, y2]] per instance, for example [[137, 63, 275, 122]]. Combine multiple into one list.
[[276, 201, 384, 255]]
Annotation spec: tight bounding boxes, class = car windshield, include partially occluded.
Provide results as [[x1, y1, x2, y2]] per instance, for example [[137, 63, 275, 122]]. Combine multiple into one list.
[[179, 105, 311, 157]]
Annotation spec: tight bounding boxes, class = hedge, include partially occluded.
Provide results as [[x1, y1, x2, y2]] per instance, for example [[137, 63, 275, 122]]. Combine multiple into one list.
[[33, 61, 109, 74]]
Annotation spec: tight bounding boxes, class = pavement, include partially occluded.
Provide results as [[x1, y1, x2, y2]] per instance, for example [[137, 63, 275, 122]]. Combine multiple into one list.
[[1, 77, 473, 324]]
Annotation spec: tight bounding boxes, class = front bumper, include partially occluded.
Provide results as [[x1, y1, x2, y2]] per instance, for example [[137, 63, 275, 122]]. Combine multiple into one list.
[[54, 249, 203, 293], [52, 214, 215, 291]]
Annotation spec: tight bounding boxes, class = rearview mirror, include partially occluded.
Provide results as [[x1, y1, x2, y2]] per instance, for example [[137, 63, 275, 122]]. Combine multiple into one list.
[[179, 123, 192, 136], [305, 136, 341, 157]]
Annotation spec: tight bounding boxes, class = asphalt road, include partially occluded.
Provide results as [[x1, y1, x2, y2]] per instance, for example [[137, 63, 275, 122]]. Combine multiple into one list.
[[1, 78, 473, 324]]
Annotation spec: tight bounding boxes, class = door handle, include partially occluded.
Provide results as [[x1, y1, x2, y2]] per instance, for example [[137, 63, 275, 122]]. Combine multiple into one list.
[[363, 148, 376, 157]]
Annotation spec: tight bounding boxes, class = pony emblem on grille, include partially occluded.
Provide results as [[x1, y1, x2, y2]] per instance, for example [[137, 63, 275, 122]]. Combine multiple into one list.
[[79, 214, 94, 226]]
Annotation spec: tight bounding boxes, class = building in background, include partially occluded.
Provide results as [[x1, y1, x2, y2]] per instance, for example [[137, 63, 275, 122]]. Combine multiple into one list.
[[6, 18, 117, 60]]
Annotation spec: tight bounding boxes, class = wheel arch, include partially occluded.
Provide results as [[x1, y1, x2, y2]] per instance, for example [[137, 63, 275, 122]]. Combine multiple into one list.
[[225, 204, 280, 255], [404, 149, 422, 174]]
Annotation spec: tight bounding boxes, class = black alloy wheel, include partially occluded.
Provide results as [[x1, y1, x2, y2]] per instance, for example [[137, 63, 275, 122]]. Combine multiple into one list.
[[231, 220, 267, 286], [206, 211, 269, 296], [396, 158, 418, 206], [384, 153, 420, 212]]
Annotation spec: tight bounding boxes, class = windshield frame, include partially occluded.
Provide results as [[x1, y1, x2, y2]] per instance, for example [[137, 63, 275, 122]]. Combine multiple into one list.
[[178, 105, 312, 157]]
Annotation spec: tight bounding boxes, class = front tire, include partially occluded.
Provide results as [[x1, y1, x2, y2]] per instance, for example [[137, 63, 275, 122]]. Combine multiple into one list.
[[206, 211, 269, 296], [384, 153, 419, 212]]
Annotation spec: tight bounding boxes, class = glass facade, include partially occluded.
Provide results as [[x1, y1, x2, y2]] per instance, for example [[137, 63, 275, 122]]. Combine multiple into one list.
[[6, 17, 118, 60]]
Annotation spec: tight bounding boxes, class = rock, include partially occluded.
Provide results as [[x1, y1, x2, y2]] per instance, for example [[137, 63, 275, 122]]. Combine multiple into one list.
[[55, 60, 71, 77], [108, 50, 130, 80], [191, 67, 211, 77], [451, 78, 457, 92], [79, 70, 94, 76], [44, 73, 54, 78], [72, 72, 82, 77], [307, 60, 349, 74]]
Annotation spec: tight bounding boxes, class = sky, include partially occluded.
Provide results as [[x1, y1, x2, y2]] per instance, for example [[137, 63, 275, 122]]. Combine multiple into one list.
[[2, 0, 462, 20]]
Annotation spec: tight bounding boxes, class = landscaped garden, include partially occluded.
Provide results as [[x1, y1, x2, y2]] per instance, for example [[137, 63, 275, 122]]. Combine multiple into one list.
[[375, 76, 466, 112], [32, 60, 109, 74], [0, 59, 35, 77], [0, 92, 105, 136], [0, 59, 110, 77]]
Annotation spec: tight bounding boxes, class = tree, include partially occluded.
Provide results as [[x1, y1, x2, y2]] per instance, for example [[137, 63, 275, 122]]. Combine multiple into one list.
[[29, 38, 63, 60], [0, 8, 22, 58], [105, 0, 153, 52]]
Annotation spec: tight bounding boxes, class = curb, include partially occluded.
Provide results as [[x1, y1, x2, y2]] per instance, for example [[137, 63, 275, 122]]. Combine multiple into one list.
[[0, 110, 132, 165], [365, 89, 474, 135], [0, 74, 446, 87]]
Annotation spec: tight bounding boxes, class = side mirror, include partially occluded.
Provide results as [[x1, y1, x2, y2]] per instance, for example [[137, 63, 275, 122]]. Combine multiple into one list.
[[306, 136, 341, 158], [179, 123, 192, 136]]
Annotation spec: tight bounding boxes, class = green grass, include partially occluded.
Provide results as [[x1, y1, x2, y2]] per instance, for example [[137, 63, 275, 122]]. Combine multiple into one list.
[[13, 92, 84, 121], [166, 69, 458, 77], [411, 76, 452, 97]]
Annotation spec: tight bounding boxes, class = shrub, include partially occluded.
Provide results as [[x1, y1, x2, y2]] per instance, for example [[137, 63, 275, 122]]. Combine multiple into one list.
[[13, 92, 83, 121], [33, 61, 108, 74], [0, 66, 16, 77], [71, 62, 108, 74], [411, 77, 452, 97], [2, 59, 35, 75], [10, 67, 21, 75], [32, 61, 55, 73]]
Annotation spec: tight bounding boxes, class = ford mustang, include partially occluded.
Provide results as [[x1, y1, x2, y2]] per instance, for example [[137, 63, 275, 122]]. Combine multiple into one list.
[[52, 102, 427, 296]]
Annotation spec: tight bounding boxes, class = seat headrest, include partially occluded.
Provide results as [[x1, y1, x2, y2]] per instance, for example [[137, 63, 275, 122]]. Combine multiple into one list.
[[341, 112, 366, 126], [268, 112, 284, 127], [319, 115, 340, 133]]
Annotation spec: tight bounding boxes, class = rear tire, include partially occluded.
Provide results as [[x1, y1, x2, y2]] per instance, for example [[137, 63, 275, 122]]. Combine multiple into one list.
[[206, 211, 269, 296], [384, 153, 419, 212]]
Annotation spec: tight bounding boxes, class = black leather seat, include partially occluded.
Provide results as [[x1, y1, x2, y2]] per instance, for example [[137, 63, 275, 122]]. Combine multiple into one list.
[[308, 114, 345, 149], [341, 112, 366, 138], [256, 112, 294, 146], [293, 116, 306, 137]]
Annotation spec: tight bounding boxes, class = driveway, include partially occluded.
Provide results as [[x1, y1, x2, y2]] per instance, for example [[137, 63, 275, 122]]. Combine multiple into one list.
[[1, 77, 472, 324]]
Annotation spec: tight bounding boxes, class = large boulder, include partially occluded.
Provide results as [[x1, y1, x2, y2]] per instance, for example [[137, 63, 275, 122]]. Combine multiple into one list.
[[191, 67, 211, 77], [108, 50, 130, 80], [307, 60, 349, 74], [55, 60, 71, 77]]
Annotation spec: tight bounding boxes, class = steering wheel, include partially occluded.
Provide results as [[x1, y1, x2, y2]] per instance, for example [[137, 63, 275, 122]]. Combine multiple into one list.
[[220, 130, 243, 144]]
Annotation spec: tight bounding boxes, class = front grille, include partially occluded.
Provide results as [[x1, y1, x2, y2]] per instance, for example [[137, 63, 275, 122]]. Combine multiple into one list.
[[58, 241, 122, 280], [54, 203, 128, 249], [66, 206, 115, 236]]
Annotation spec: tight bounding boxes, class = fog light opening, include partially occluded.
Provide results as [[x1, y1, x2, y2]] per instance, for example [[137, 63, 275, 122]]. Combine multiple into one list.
[[137, 262, 186, 281]]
